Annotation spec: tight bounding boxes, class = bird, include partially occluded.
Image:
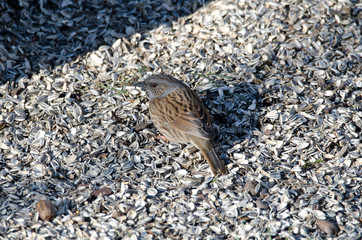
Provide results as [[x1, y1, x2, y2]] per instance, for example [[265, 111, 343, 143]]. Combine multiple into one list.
[[134, 74, 228, 176]]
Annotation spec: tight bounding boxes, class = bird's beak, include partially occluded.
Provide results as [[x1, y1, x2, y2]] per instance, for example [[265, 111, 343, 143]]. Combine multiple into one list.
[[133, 82, 146, 89]]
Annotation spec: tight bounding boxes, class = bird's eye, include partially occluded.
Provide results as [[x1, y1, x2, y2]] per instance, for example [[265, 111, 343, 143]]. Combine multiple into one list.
[[151, 83, 157, 88]]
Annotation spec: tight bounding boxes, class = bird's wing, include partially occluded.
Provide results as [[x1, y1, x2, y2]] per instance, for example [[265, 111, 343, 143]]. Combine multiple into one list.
[[150, 88, 213, 140]]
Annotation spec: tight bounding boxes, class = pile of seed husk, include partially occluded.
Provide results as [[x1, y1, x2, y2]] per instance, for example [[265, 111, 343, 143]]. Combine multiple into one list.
[[0, 0, 361, 239]]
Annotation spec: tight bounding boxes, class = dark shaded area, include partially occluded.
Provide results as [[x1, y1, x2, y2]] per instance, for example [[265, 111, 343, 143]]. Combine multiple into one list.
[[0, 0, 214, 83]]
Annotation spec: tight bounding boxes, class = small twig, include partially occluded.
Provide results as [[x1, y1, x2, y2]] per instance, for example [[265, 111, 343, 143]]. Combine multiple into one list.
[[198, 193, 221, 216]]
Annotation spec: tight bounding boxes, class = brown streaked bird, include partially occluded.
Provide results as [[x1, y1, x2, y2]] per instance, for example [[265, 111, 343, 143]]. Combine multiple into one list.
[[135, 74, 228, 176]]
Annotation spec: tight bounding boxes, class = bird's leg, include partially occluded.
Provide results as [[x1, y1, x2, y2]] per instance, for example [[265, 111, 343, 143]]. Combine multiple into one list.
[[156, 135, 171, 141]]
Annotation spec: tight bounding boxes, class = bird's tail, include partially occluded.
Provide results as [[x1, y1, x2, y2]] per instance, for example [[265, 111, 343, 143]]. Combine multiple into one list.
[[196, 140, 228, 176]]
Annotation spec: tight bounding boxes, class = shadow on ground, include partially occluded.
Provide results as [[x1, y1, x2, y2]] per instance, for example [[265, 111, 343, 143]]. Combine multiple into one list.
[[0, 0, 214, 84]]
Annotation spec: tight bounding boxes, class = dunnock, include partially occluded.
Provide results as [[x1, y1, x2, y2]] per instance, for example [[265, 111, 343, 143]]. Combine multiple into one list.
[[135, 74, 228, 175]]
